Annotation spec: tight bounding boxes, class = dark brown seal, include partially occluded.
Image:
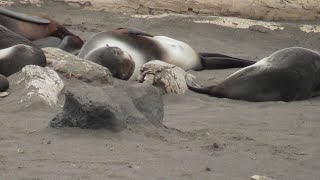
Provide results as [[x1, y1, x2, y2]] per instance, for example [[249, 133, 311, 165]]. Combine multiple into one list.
[[0, 7, 84, 54]]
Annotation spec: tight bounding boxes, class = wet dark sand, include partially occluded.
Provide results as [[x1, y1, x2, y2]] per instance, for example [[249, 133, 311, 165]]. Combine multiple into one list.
[[1, 2, 320, 180]]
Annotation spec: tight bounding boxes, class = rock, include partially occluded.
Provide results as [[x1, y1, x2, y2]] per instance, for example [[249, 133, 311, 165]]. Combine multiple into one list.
[[50, 79, 163, 131], [122, 82, 164, 125], [138, 60, 188, 94], [42, 47, 113, 85], [250, 175, 276, 180], [49, 0, 320, 21], [0, 0, 14, 7], [249, 25, 271, 33], [3, 65, 64, 109], [0, 92, 9, 98]]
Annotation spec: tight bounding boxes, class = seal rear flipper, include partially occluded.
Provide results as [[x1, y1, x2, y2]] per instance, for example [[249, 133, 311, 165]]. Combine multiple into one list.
[[0, 8, 50, 24], [199, 53, 256, 69], [57, 35, 84, 53], [185, 74, 212, 95], [33, 36, 62, 48], [114, 27, 154, 37]]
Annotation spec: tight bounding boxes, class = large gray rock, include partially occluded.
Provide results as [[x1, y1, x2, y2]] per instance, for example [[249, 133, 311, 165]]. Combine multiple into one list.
[[138, 60, 188, 95], [42, 47, 113, 85], [50, 79, 163, 131], [0, 65, 64, 110]]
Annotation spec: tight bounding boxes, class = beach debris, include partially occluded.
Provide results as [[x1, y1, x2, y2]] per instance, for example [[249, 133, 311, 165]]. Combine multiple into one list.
[[139, 60, 188, 94]]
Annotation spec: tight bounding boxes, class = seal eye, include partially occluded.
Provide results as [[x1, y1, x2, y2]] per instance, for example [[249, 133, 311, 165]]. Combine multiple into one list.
[[111, 48, 123, 56]]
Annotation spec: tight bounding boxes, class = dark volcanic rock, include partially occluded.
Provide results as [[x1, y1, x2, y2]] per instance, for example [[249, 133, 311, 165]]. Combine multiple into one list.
[[122, 83, 164, 125], [50, 80, 164, 131]]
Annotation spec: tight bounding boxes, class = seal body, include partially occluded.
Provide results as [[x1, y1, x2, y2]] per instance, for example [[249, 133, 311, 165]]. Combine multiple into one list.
[[78, 28, 202, 80], [186, 47, 320, 102], [0, 8, 84, 53], [79, 28, 255, 80]]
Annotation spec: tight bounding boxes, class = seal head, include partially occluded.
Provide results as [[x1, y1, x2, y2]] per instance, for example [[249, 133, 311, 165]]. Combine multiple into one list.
[[84, 45, 135, 80]]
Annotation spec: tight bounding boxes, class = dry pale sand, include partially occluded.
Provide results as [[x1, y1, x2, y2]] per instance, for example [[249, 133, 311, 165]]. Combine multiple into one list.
[[1, 2, 320, 180]]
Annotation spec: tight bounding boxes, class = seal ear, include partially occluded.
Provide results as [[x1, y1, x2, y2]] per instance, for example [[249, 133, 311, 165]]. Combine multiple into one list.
[[199, 52, 256, 69]]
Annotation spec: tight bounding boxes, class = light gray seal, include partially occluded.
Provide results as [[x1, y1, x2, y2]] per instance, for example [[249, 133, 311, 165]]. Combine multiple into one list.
[[78, 27, 255, 80]]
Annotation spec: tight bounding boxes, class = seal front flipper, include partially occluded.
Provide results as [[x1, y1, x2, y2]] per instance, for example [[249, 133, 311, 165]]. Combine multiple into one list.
[[199, 52, 256, 69], [0, 74, 9, 92], [114, 27, 154, 37], [0, 8, 50, 24]]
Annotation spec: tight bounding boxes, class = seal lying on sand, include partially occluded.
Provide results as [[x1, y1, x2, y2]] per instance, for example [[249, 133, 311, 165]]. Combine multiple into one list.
[[186, 47, 320, 102], [0, 7, 84, 54], [0, 25, 47, 92], [78, 27, 255, 80]]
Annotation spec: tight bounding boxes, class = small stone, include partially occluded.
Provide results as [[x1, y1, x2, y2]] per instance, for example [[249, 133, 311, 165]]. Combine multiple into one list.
[[249, 25, 270, 33], [17, 149, 24, 153], [213, 143, 219, 148], [128, 165, 133, 168], [206, 167, 211, 171], [47, 140, 51, 144], [27, 130, 37, 134], [0, 92, 9, 98], [250, 175, 276, 180]]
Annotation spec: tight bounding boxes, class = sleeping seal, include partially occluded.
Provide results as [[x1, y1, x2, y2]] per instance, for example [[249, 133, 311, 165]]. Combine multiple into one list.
[[0, 7, 84, 54], [186, 47, 320, 102], [78, 27, 255, 80]]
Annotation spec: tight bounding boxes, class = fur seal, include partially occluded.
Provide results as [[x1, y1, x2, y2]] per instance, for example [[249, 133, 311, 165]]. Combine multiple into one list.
[[78, 27, 255, 80], [83, 45, 134, 80], [0, 25, 47, 91], [186, 47, 320, 102], [0, 7, 84, 53]]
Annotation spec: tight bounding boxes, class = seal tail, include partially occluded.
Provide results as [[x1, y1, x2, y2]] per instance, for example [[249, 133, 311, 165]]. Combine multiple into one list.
[[199, 52, 256, 69], [185, 74, 212, 95], [0, 8, 50, 24]]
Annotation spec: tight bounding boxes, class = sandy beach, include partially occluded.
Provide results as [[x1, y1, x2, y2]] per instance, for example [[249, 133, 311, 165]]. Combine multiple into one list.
[[1, 2, 320, 180]]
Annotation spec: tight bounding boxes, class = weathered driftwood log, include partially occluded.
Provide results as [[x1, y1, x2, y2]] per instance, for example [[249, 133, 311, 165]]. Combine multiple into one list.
[[138, 60, 188, 95]]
